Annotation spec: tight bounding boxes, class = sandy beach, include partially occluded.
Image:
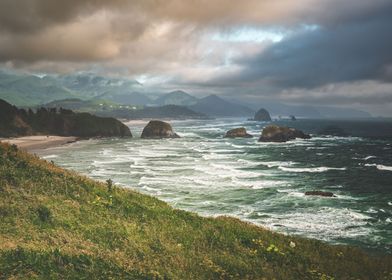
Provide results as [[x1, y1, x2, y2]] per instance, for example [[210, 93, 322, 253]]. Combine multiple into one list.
[[0, 135, 79, 152]]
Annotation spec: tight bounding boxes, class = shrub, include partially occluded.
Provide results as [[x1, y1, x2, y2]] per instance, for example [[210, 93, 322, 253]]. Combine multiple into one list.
[[37, 205, 52, 223]]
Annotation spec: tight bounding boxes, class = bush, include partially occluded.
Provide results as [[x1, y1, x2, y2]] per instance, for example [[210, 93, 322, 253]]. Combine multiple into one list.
[[37, 205, 52, 223]]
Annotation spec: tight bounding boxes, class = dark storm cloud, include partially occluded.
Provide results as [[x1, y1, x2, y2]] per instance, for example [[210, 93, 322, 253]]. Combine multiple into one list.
[[228, 4, 392, 88], [0, 0, 127, 34], [1, 0, 392, 115]]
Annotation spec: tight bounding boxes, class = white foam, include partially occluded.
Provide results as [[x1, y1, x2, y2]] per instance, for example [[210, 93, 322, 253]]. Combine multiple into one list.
[[278, 166, 346, 173], [259, 161, 297, 168], [364, 164, 392, 171], [42, 154, 58, 159], [363, 156, 376, 160], [258, 207, 373, 241]]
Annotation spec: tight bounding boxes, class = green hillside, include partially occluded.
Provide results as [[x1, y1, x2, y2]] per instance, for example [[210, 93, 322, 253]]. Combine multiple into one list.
[[43, 99, 206, 120], [0, 143, 391, 279], [0, 73, 77, 106]]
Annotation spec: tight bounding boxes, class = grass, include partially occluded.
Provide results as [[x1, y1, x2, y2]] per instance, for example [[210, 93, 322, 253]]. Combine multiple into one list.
[[0, 142, 391, 279]]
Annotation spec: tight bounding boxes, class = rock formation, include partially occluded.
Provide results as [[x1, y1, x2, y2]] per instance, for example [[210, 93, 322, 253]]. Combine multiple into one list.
[[224, 127, 253, 138], [0, 99, 132, 138], [141, 120, 180, 139], [253, 108, 272, 121], [305, 191, 336, 197], [259, 125, 310, 142]]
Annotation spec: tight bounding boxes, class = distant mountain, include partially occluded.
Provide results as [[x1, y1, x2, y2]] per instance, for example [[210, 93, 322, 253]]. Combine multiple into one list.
[[189, 94, 254, 117], [58, 73, 141, 99], [0, 71, 144, 107], [43, 98, 123, 112], [0, 99, 131, 138], [95, 92, 152, 106], [43, 98, 206, 120], [97, 105, 207, 120], [155, 90, 198, 106], [0, 72, 76, 106]]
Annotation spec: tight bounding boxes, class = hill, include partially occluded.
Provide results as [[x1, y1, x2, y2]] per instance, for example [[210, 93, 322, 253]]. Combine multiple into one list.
[[189, 95, 254, 117], [59, 73, 142, 99], [0, 143, 390, 279], [95, 92, 152, 106], [97, 105, 207, 120], [155, 90, 198, 106], [0, 72, 76, 106], [43, 98, 124, 112], [0, 99, 131, 138], [43, 99, 206, 120], [0, 72, 143, 107]]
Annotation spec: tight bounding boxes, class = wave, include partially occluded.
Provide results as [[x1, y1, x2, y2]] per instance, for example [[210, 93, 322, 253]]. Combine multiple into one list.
[[42, 154, 58, 159], [259, 161, 297, 168], [256, 207, 373, 241], [278, 166, 346, 173], [363, 156, 377, 160], [364, 164, 392, 171]]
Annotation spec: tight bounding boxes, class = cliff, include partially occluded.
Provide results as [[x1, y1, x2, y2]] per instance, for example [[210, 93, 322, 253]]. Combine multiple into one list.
[[0, 99, 131, 138]]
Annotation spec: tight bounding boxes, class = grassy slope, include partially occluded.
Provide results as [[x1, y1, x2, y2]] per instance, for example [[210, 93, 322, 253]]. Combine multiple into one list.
[[0, 143, 391, 280]]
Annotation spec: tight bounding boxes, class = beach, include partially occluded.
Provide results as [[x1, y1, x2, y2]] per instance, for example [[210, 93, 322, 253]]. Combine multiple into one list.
[[0, 135, 78, 152]]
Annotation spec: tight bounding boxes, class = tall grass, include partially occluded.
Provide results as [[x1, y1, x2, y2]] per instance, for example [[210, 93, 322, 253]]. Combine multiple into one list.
[[0, 142, 391, 279]]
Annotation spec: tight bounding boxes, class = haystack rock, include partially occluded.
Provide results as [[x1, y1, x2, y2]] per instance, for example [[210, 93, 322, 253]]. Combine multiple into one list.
[[224, 127, 253, 138], [253, 108, 272, 121], [259, 125, 311, 142], [141, 120, 180, 139]]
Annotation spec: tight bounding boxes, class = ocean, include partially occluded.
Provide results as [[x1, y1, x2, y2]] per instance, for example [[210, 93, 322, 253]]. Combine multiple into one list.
[[37, 118, 392, 253]]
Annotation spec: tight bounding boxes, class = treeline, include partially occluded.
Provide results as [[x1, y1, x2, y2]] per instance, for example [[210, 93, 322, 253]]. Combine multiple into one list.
[[0, 99, 131, 138]]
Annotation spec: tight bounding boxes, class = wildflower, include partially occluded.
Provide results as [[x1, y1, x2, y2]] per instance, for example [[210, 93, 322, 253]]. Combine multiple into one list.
[[289, 241, 296, 248]]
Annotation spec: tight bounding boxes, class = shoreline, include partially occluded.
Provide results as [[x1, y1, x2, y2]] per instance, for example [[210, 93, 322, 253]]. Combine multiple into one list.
[[0, 141, 391, 279], [0, 135, 79, 152]]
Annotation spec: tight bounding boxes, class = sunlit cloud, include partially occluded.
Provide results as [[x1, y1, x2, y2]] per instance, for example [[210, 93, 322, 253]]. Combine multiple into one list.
[[0, 0, 392, 115]]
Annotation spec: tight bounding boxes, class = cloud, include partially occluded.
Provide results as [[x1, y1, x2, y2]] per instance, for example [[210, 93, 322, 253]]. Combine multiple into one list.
[[2, 0, 389, 65], [230, 10, 392, 88], [1, 0, 392, 115]]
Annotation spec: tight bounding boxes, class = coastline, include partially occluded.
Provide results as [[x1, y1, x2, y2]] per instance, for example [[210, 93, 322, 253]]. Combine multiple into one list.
[[0, 141, 391, 279], [0, 135, 79, 152]]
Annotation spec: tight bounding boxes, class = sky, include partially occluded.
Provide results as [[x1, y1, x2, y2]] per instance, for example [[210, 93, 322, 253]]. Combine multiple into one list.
[[0, 0, 392, 115]]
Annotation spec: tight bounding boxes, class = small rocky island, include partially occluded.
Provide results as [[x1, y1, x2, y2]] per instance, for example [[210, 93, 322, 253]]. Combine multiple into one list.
[[224, 127, 253, 138], [141, 120, 180, 139], [305, 191, 336, 197], [252, 108, 272, 121], [259, 125, 311, 142]]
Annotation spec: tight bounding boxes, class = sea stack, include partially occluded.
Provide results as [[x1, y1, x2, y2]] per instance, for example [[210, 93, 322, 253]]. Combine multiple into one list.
[[305, 191, 336, 197], [141, 120, 180, 139], [259, 125, 311, 142], [224, 127, 253, 138], [253, 108, 272, 121]]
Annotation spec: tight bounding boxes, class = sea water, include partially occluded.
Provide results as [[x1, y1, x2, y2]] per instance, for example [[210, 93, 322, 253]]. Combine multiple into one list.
[[37, 118, 392, 253]]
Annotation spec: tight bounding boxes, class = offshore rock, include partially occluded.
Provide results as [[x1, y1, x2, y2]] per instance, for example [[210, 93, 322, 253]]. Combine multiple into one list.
[[224, 127, 253, 138], [305, 191, 336, 197], [253, 108, 272, 121], [259, 125, 311, 142], [141, 120, 180, 139]]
